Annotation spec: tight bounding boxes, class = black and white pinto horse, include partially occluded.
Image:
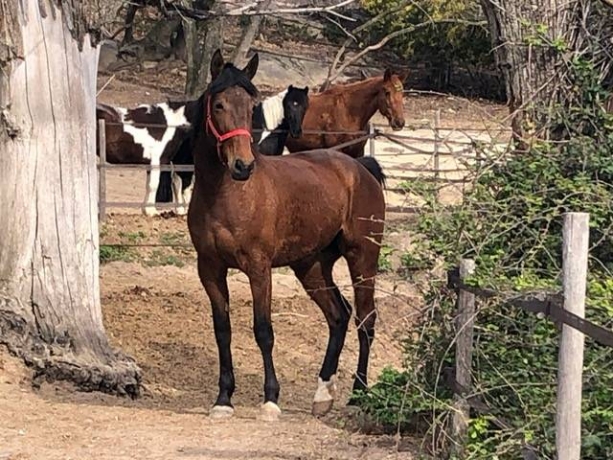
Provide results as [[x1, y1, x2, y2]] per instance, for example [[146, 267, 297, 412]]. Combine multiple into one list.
[[155, 85, 310, 210], [96, 99, 200, 216]]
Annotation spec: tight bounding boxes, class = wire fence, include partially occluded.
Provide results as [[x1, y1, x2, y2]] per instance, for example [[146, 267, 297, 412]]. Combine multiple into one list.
[[444, 213, 611, 458], [97, 111, 513, 220]]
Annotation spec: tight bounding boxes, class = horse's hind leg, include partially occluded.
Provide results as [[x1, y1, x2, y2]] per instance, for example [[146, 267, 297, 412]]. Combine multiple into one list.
[[342, 236, 381, 401], [291, 250, 352, 416], [171, 171, 187, 215]]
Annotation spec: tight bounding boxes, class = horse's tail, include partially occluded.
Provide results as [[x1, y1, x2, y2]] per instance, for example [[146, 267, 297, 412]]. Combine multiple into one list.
[[356, 156, 386, 188], [156, 171, 174, 203]]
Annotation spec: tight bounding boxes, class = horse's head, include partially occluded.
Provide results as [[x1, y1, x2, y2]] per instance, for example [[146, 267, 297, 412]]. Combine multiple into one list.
[[377, 69, 407, 131], [283, 85, 309, 138], [205, 49, 260, 181]]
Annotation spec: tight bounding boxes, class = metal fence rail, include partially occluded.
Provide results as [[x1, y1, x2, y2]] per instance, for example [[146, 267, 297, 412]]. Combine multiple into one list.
[[97, 112, 512, 221]]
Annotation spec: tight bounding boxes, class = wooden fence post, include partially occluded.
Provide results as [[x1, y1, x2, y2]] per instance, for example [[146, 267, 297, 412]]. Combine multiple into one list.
[[368, 123, 375, 157], [556, 212, 589, 460], [97, 119, 107, 223], [452, 258, 476, 456]]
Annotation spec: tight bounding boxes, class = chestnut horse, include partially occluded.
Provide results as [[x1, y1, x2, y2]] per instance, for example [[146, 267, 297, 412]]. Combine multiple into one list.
[[187, 49, 386, 421], [284, 71, 407, 158]]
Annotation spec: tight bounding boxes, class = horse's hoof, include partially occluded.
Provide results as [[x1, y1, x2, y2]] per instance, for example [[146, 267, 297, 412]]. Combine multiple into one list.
[[312, 376, 336, 417], [175, 207, 187, 216], [258, 401, 281, 422], [143, 208, 158, 217], [209, 405, 234, 419], [312, 399, 334, 417]]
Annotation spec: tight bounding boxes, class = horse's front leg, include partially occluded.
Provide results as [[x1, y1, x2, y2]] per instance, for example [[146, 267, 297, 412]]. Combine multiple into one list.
[[248, 264, 281, 421], [197, 257, 235, 418], [143, 163, 161, 217]]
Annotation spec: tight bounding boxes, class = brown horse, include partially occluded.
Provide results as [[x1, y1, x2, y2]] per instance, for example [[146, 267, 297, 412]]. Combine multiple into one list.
[[284, 71, 407, 158], [187, 49, 387, 421]]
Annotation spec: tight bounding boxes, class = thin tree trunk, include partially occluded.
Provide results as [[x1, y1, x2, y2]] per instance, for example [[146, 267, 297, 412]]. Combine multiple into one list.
[[230, 0, 272, 66], [480, 0, 579, 140], [182, 1, 224, 99], [0, 0, 140, 396]]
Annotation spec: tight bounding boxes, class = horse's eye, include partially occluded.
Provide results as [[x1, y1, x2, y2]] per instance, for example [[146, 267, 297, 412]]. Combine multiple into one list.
[[384, 90, 391, 97], [215, 102, 224, 110]]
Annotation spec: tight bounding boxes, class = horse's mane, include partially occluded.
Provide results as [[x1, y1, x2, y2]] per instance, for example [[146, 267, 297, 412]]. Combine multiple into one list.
[[318, 76, 384, 96], [208, 63, 259, 98]]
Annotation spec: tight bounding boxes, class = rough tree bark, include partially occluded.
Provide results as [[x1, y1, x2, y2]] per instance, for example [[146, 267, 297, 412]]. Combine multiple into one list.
[[479, 0, 580, 139], [182, 0, 224, 98], [230, 0, 272, 66], [0, 0, 141, 396]]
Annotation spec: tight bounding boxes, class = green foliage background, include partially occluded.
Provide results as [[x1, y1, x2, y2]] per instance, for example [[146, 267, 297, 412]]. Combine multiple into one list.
[[353, 45, 613, 459], [358, 0, 494, 91]]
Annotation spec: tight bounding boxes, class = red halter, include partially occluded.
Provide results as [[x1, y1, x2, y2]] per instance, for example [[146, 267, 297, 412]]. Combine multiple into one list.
[[205, 95, 253, 165]]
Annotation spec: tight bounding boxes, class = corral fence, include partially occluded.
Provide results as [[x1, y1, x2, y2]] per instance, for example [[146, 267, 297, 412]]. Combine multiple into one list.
[[444, 212, 611, 460], [96, 106, 513, 222]]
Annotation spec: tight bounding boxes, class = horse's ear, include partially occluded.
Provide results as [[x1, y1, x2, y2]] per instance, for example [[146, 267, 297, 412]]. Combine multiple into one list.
[[304, 86, 309, 95], [242, 53, 259, 80], [289, 84, 294, 90], [383, 68, 392, 81], [399, 69, 409, 82], [210, 49, 224, 81]]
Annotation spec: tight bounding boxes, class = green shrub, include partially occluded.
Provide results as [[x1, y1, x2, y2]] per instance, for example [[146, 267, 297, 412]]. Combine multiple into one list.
[[354, 53, 613, 459]]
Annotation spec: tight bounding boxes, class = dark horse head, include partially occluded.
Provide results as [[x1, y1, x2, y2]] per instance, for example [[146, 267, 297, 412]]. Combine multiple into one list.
[[282, 85, 309, 138], [204, 49, 260, 181]]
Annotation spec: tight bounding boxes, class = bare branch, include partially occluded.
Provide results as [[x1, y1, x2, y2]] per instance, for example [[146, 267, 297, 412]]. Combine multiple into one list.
[[325, 18, 487, 86], [322, 0, 413, 89], [166, 0, 359, 21]]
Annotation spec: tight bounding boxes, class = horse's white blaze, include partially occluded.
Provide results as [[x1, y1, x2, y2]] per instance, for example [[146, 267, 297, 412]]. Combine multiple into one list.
[[313, 375, 336, 403], [258, 89, 287, 143]]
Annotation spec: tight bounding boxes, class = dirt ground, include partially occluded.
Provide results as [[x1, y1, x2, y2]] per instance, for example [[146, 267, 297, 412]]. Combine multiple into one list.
[[1, 214, 422, 460], [1, 25, 510, 460]]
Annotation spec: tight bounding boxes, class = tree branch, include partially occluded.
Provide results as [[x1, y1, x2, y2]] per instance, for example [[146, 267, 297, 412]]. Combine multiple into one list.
[[325, 19, 487, 85], [165, 0, 358, 21], [322, 0, 413, 90]]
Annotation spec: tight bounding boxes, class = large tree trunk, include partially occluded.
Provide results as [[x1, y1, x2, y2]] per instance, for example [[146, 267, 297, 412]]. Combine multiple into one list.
[[0, 0, 141, 396], [480, 0, 579, 140], [183, 1, 224, 98]]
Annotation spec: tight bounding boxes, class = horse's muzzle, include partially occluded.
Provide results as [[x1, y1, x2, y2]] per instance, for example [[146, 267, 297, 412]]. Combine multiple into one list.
[[290, 127, 302, 138], [390, 118, 405, 131], [230, 158, 255, 181]]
